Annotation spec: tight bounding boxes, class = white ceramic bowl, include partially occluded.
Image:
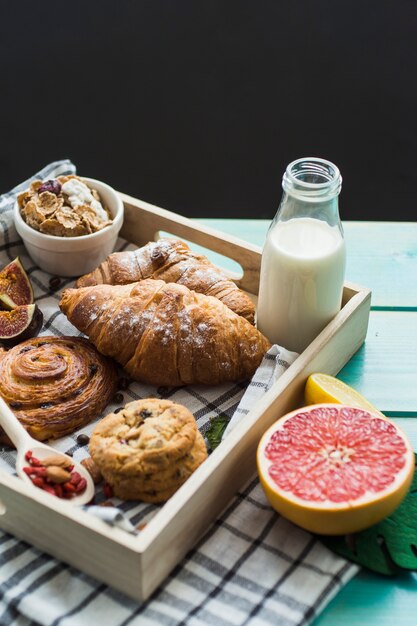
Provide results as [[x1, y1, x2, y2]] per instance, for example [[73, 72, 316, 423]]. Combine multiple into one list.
[[14, 177, 124, 277]]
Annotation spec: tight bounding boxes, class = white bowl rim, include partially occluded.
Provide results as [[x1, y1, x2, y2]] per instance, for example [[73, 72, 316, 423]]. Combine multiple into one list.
[[14, 176, 123, 243]]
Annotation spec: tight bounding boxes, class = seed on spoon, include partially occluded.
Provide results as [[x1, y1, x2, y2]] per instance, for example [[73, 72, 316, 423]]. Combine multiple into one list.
[[41, 454, 73, 468], [23, 451, 87, 498], [45, 466, 71, 483]]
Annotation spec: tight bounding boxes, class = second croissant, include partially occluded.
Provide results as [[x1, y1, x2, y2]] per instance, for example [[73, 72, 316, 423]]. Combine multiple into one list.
[[76, 238, 255, 324], [60, 279, 270, 387]]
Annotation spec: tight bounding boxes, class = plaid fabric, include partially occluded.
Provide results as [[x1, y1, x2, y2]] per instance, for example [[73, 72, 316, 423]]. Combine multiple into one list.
[[222, 345, 298, 440], [0, 162, 358, 626]]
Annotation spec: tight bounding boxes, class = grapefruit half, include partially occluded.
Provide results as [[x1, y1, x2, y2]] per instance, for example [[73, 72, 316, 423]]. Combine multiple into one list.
[[257, 404, 414, 535]]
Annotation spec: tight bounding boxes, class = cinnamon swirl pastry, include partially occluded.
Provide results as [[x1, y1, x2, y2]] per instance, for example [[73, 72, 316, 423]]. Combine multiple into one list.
[[0, 336, 118, 443]]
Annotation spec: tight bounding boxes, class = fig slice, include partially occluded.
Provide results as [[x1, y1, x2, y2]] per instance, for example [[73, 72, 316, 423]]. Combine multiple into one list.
[[0, 304, 43, 346], [0, 258, 34, 309]]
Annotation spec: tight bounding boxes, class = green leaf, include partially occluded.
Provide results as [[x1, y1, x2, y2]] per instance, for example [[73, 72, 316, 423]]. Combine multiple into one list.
[[205, 414, 230, 451], [319, 455, 417, 575]]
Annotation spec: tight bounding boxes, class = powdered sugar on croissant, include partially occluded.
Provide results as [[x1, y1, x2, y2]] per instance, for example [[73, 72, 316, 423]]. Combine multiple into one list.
[[76, 238, 255, 324], [60, 279, 270, 386]]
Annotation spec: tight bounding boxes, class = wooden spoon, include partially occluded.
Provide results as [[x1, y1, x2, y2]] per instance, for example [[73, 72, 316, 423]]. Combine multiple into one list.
[[0, 397, 94, 505]]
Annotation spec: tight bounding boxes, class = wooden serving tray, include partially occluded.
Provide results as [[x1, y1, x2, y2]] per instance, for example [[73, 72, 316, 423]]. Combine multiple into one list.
[[0, 194, 371, 601]]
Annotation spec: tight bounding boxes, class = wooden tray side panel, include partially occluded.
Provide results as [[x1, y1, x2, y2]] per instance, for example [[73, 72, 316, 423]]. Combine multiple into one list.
[[119, 193, 262, 294]]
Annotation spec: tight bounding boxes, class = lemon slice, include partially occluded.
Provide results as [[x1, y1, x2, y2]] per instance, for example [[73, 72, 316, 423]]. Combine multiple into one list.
[[305, 373, 382, 415]]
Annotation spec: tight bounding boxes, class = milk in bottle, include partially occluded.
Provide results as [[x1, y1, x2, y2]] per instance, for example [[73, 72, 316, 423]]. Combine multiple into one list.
[[257, 158, 346, 353]]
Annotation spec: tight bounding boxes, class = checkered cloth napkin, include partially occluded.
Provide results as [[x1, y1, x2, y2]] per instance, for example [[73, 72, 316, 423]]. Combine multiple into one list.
[[0, 161, 358, 626]]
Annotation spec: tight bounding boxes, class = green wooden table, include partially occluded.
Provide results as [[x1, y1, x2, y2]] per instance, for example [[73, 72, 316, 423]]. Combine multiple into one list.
[[199, 219, 417, 626]]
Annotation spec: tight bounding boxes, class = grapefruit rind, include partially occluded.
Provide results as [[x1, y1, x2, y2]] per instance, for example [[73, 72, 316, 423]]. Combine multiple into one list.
[[257, 404, 414, 535]]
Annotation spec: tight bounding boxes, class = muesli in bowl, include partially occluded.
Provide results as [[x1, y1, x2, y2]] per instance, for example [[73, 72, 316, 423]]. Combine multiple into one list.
[[17, 175, 113, 237], [14, 176, 124, 277]]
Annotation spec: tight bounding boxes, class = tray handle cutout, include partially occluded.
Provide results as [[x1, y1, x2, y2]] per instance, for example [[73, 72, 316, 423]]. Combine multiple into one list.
[[119, 192, 262, 294], [157, 230, 243, 280]]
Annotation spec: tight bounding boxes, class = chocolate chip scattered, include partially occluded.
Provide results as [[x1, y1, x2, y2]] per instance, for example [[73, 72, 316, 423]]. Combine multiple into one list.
[[49, 276, 61, 291], [76, 433, 90, 446], [20, 346, 32, 353], [89, 364, 98, 376], [9, 402, 22, 409], [114, 407, 123, 414], [37, 341, 48, 347], [113, 392, 124, 404], [139, 409, 152, 419], [118, 377, 131, 391], [40, 402, 54, 409]]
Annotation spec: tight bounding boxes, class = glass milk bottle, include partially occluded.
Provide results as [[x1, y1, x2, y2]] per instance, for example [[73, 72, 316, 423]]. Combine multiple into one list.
[[257, 157, 346, 353]]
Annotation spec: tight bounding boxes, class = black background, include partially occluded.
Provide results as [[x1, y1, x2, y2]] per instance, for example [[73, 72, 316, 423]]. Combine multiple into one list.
[[0, 0, 416, 220]]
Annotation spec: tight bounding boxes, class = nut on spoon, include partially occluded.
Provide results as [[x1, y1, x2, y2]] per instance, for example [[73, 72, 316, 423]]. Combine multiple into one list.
[[0, 397, 94, 505]]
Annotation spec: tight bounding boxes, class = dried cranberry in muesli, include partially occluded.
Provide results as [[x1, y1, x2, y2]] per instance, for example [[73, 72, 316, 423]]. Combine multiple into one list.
[[38, 179, 61, 195], [17, 175, 112, 237]]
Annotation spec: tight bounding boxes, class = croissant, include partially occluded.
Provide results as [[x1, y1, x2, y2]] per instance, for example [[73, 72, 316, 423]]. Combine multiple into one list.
[[76, 238, 255, 324], [60, 279, 270, 387]]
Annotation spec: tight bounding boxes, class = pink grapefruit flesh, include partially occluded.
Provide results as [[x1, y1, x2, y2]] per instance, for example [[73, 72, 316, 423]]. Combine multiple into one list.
[[257, 404, 414, 535]]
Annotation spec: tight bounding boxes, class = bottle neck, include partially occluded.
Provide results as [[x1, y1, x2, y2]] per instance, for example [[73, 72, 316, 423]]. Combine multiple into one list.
[[283, 157, 342, 201], [276, 158, 342, 229]]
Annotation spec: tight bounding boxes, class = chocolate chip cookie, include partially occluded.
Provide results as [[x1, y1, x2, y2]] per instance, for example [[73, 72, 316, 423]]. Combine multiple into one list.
[[89, 399, 207, 502], [108, 430, 207, 500]]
